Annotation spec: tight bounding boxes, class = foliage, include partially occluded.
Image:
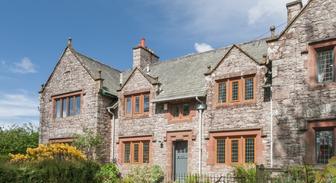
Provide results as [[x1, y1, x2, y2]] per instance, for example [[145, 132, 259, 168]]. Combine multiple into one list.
[[123, 165, 164, 183], [271, 165, 316, 183], [233, 164, 256, 183], [0, 123, 38, 155], [9, 143, 86, 163], [315, 156, 336, 183], [73, 128, 103, 160], [184, 175, 210, 183], [95, 163, 121, 183], [0, 158, 100, 183]]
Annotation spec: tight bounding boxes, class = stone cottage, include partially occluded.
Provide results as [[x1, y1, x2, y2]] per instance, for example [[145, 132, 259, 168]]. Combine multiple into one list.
[[39, 0, 336, 180]]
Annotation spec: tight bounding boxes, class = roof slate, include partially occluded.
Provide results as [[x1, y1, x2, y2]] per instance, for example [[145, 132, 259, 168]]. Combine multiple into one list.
[[139, 38, 267, 101], [73, 50, 121, 96]]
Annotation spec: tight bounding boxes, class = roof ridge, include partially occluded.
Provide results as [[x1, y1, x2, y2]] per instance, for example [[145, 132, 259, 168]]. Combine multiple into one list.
[[151, 37, 268, 67]]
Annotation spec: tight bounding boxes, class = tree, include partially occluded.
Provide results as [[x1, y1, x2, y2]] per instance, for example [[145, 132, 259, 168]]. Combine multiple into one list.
[[0, 123, 38, 155], [72, 128, 103, 160]]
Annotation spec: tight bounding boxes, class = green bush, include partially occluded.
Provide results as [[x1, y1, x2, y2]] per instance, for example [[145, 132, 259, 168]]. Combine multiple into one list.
[[95, 163, 121, 183], [123, 165, 164, 183], [315, 156, 336, 183], [233, 164, 256, 183], [184, 175, 210, 183], [272, 165, 316, 183], [0, 158, 100, 183]]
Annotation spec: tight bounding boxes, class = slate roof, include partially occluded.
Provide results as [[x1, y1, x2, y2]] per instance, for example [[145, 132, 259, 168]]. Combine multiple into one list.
[[143, 38, 268, 102], [72, 49, 121, 96]]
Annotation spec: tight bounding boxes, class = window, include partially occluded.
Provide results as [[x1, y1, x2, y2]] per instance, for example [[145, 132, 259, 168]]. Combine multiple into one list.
[[122, 141, 150, 164], [245, 78, 254, 100], [316, 130, 334, 164], [216, 76, 255, 105], [216, 138, 225, 163], [53, 93, 81, 118], [317, 49, 334, 83], [215, 136, 256, 165], [169, 103, 193, 121], [218, 81, 227, 103], [124, 93, 150, 117]]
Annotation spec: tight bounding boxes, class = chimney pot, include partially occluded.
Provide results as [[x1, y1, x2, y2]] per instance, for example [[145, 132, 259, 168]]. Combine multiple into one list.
[[67, 37, 72, 47], [140, 38, 146, 48]]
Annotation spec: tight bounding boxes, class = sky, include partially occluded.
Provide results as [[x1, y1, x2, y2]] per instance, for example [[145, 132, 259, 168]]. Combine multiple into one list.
[[0, 0, 308, 127]]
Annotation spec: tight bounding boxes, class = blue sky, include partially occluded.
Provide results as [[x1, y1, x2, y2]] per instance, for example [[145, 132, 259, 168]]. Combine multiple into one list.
[[0, 0, 307, 127]]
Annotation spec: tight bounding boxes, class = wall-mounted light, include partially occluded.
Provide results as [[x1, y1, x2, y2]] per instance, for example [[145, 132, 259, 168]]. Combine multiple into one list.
[[158, 140, 164, 148]]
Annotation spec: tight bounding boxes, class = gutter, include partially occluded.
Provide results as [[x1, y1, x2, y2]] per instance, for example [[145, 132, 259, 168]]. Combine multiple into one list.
[[151, 94, 205, 103], [195, 96, 207, 175], [107, 101, 118, 162]]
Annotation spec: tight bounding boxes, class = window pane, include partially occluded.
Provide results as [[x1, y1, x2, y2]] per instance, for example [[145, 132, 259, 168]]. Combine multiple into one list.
[[133, 143, 139, 163], [55, 99, 61, 118], [135, 96, 140, 113], [62, 98, 67, 117], [317, 49, 334, 82], [232, 81, 239, 101], [217, 138, 225, 163], [126, 97, 132, 114], [172, 105, 179, 117], [245, 78, 254, 100], [316, 130, 334, 164], [245, 138, 255, 163], [75, 95, 81, 115], [124, 143, 130, 163], [231, 139, 239, 163], [68, 97, 74, 116], [218, 82, 227, 103], [144, 95, 149, 112], [143, 141, 150, 163], [182, 104, 190, 116]]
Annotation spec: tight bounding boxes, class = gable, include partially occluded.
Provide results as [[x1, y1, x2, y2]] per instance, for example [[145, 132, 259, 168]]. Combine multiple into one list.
[[209, 45, 260, 77], [121, 69, 153, 93], [268, 0, 336, 43], [42, 47, 96, 94]]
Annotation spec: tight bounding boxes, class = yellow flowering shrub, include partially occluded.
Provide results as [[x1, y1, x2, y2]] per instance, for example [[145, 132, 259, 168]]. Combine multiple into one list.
[[9, 143, 86, 163]]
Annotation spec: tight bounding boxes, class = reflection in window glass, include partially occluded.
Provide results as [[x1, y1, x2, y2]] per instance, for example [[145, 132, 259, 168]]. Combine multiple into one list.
[[245, 138, 255, 162], [245, 78, 254, 100], [218, 82, 227, 103], [69, 97, 74, 116], [172, 105, 179, 117], [217, 138, 225, 163], [143, 141, 150, 163], [316, 130, 334, 164], [144, 95, 149, 112], [62, 98, 67, 117], [182, 104, 190, 116], [317, 49, 334, 82], [133, 143, 139, 163], [231, 139, 239, 163], [124, 143, 130, 163], [135, 96, 140, 113], [126, 97, 132, 114], [75, 96, 81, 115], [232, 81, 239, 101], [56, 99, 61, 118]]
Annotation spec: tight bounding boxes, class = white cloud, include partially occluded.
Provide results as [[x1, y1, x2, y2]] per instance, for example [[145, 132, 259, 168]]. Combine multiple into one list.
[[0, 92, 39, 126], [12, 57, 37, 74], [194, 42, 214, 53]]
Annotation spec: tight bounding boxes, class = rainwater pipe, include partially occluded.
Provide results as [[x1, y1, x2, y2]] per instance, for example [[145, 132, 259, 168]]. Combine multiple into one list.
[[107, 102, 118, 162], [195, 96, 206, 175]]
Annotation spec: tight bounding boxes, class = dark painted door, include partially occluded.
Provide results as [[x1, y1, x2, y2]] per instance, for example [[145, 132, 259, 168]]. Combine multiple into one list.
[[174, 141, 188, 181]]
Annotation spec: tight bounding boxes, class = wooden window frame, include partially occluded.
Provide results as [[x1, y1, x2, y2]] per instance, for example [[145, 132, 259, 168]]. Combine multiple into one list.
[[308, 39, 336, 88], [209, 129, 261, 166], [215, 75, 256, 107], [120, 136, 152, 164], [124, 92, 150, 118], [52, 91, 82, 119], [168, 102, 195, 123]]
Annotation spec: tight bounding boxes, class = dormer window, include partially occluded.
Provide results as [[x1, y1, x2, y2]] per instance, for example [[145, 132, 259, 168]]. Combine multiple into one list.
[[168, 103, 193, 122], [124, 93, 150, 117], [216, 75, 255, 106]]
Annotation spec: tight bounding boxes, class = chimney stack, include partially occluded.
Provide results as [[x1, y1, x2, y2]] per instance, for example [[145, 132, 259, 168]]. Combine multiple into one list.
[[132, 38, 159, 69], [286, 0, 303, 24]]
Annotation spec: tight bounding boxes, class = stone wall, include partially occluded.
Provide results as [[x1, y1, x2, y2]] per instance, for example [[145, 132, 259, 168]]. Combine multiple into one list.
[[268, 0, 336, 166]]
